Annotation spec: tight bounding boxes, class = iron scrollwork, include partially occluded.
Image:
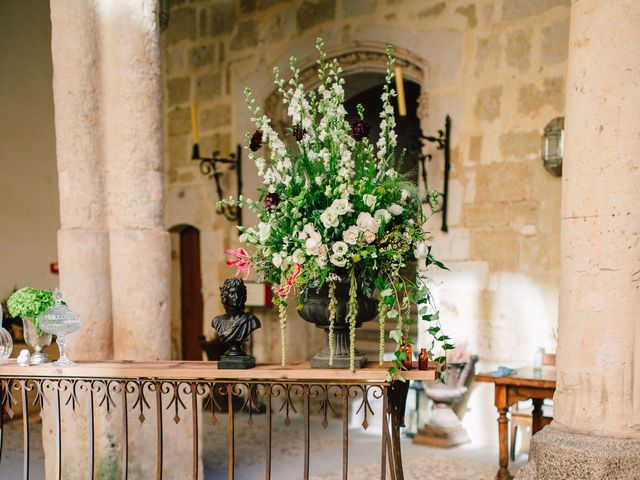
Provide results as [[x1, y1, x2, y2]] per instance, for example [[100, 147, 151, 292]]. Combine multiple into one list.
[[192, 143, 243, 225], [419, 115, 451, 232]]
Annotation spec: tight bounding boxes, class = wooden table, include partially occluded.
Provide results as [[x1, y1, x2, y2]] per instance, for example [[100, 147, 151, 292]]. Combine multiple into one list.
[[476, 367, 556, 480]]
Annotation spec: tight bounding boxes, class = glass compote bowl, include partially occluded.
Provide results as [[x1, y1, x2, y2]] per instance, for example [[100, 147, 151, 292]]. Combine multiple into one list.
[[39, 290, 81, 367]]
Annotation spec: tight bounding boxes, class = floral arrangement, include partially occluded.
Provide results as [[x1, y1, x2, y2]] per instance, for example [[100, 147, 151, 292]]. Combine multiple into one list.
[[222, 39, 451, 380], [7, 287, 55, 336]]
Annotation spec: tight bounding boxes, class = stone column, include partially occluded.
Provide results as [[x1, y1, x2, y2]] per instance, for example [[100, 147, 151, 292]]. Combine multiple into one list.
[[98, 0, 171, 361], [49, 1, 183, 478], [518, 1, 640, 477], [51, 0, 113, 361]]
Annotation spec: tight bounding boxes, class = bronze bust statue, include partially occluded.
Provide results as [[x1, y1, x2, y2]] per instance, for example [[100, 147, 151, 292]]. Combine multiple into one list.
[[212, 278, 260, 369]]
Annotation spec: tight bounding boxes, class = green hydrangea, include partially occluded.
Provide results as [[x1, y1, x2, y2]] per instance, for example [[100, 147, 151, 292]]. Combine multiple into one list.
[[7, 287, 55, 330]]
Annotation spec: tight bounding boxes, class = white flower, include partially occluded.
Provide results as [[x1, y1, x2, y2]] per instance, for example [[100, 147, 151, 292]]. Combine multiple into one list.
[[303, 223, 317, 236], [342, 226, 360, 245], [356, 212, 380, 233], [330, 255, 347, 267], [320, 208, 340, 228], [258, 222, 271, 242], [387, 309, 399, 319], [388, 203, 404, 216], [331, 198, 353, 216], [385, 168, 398, 178], [332, 241, 349, 256], [272, 253, 283, 267], [292, 249, 306, 264], [362, 194, 377, 208], [305, 235, 322, 256], [381, 288, 393, 297], [318, 244, 328, 258], [414, 241, 429, 260], [401, 189, 412, 203], [374, 209, 392, 223], [363, 230, 376, 244]]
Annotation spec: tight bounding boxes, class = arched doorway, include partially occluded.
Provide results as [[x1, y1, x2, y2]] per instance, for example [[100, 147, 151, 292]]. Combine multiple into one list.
[[169, 225, 204, 360], [343, 71, 421, 181]]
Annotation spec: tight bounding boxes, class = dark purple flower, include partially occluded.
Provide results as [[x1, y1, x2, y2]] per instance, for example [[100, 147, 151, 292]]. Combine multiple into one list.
[[350, 120, 370, 141], [292, 125, 306, 142], [264, 192, 281, 212], [250, 129, 263, 152]]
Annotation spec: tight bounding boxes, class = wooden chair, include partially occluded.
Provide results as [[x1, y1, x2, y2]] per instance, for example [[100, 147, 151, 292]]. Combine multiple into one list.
[[510, 352, 555, 461]]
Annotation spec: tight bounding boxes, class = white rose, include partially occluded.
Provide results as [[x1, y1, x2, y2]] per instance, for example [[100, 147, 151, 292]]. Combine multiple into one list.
[[258, 222, 271, 242], [388, 203, 404, 216], [305, 235, 322, 256], [331, 198, 353, 216], [303, 223, 316, 236], [318, 244, 328, 258], [332, 241, 349, 256], [292, 249, 306, 264], [363, 230, 376, 244], [272, 253, 283, 267], [356, 212, 380, 233], [342, 226, 360, 245], [401, 189, 412, 203], [414, 241, 429, 260], [330, 255, 347, 267], [362, 194, 377, 209], [374, 209, 392, 224], [320, 208, 339, 228]]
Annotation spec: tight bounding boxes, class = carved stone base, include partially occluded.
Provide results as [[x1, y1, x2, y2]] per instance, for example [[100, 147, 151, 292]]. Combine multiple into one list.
[[412, 424, 470, 448], [412, 403, 470, 448], [516, 426, 640, 479], [218, 354, 256, 369]]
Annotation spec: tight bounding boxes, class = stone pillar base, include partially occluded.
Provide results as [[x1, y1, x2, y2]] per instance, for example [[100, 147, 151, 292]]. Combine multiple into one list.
[[516, 426, 640, 480]]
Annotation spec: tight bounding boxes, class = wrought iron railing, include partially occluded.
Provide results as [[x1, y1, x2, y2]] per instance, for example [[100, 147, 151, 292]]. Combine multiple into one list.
[[0, 361, 434, 480]]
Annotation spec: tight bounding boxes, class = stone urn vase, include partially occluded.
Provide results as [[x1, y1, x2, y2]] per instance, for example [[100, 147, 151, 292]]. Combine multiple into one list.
[[299, 279, 377, 369]]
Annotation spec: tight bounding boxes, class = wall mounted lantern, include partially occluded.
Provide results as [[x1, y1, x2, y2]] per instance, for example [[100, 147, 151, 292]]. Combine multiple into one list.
[[542, 117, 564, 176]]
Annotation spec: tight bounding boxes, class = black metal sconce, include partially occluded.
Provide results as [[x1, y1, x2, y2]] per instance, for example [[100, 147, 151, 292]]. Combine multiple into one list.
[[192, 143, 243, 225], [419, 115, 451, 232]]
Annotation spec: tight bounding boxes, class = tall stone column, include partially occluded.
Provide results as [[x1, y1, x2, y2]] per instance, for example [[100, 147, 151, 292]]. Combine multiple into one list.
[[49, 1, 184, 478], [51, 0, 113, 361], [518, 1, 640, 477], [98, 0, 171, 361]]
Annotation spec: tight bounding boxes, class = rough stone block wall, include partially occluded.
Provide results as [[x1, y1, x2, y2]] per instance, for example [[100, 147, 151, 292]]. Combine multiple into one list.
[[160, 0, 569, 382]]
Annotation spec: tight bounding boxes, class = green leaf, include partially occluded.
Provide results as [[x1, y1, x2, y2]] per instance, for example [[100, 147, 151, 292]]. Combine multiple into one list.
[[389, 329, 403, 344]]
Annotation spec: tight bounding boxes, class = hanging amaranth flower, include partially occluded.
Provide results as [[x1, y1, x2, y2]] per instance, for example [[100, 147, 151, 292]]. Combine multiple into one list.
[[292, 125, 306, 142], [250, 129, 263, 151], [264, 192, 280, 212], [350, 120, 370, 141]]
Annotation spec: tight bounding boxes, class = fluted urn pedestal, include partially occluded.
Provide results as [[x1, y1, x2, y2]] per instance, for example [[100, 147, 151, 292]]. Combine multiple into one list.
[[299, 280, 377, 369]]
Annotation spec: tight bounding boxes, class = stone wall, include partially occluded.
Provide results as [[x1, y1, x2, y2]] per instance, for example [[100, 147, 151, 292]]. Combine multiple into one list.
[[161, 0, 568, 375]]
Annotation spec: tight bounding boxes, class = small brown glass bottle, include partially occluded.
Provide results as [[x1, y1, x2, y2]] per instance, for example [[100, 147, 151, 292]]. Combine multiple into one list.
[[401, 343, 413, 370], [418, 348, 429, 370]]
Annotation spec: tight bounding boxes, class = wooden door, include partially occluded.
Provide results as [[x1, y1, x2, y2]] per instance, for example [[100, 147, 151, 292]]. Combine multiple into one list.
[[180, 227, 204, 360]]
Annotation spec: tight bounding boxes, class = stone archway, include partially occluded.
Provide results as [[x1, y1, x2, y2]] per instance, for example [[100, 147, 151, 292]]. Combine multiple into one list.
[[264, 44, 428, 135]]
